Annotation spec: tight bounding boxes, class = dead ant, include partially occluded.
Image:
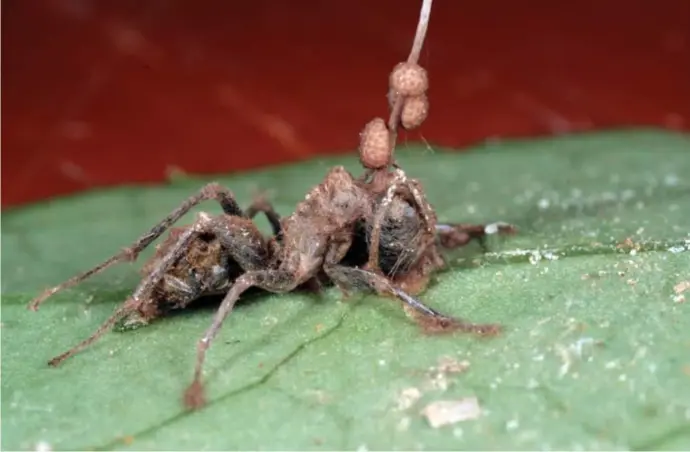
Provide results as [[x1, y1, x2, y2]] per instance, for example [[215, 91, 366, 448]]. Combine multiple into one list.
[[27, 161, 509, 410]]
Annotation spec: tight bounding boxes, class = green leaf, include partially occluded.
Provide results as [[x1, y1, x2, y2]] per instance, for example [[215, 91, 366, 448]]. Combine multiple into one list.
[[3, 129, 690, 451]]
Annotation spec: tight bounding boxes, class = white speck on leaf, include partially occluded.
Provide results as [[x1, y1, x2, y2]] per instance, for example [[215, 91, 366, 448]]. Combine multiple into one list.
[[421, 397, 482, 428], [397, 387, 422, 411], [674, 280, 690, 295], [35, 442, 52, 452], [664, 173, 679, 186], [397, 416, 411, 431], [605, 360, 619, 369]]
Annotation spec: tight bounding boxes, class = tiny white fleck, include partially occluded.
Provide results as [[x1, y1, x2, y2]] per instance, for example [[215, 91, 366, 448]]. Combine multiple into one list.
[[506, 419, 520, 431], [630, 249, 637, 256], [529, 251, 542, 265], [619, 374, 627, 382], [621, 189, 636, 201], [35, 441, 52, 452], [397, 387, 422, 411], [664, 174, 679, 186], [605, 360, 618, 369], [538, 198, 550, 210]]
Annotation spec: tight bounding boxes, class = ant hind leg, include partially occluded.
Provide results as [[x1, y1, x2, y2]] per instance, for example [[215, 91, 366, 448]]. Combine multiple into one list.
[[28, 183, 247, 311]]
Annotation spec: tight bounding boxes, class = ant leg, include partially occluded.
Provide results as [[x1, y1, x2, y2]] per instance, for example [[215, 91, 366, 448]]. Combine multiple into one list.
[[367, 168, 436, 272], [28, 183, 245, 311], [436, 222, 516, 251], [184, 267, 302, 410], [46, 213, 216, 366], [245, 196, 283, 239], [323, 264, 501, 336], [46, 299, 140, 366]]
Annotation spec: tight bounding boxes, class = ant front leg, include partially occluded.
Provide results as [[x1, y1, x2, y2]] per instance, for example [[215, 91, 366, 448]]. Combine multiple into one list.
[[436, 222, 516, 251], [28, 183, 246, 311]]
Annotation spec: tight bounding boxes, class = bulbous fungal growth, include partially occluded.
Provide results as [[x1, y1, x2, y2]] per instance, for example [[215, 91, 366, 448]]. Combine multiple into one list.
[[390, 62, 428, 97], [359, 117, 391, 170], [401, 94, 429, 130]]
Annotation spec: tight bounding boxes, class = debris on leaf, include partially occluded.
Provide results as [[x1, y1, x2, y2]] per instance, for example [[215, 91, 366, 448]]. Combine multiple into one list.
[[397, 387, 422, 411], [397, 416, 411, 432], [420, 397, 482, 428], [425, 356, 470, 391], [673, 280, 689, 303], [436, 356, 470, 374], [35, 441, 52, 452], [617, 237, 641, 255]]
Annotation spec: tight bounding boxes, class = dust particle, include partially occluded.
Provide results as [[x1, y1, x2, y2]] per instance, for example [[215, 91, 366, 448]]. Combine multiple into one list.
[[35, 442, 52, 452], [421, 397, 482, 428], [674, 280, 689, 303], [397, 387, 422, 410], [436, 356, 471, 374], [674, 281, 690, 295], [682, 365, 690, 377], [397, 416, 412, 431]]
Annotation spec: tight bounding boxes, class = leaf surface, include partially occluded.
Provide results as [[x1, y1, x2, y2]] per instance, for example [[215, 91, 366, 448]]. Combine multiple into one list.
[[2, 130, 690, 450]]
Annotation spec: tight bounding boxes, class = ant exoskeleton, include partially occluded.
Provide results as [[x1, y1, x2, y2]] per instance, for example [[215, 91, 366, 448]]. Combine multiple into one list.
[[27, 161, 511, 410]]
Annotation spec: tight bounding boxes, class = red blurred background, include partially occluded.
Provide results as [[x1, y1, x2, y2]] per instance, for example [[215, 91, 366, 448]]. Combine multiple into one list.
[[2, 0, 689, 208]]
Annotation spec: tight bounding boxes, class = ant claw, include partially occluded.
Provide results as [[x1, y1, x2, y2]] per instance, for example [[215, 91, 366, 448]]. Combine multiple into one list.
[[183, 380, 206, 410]]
